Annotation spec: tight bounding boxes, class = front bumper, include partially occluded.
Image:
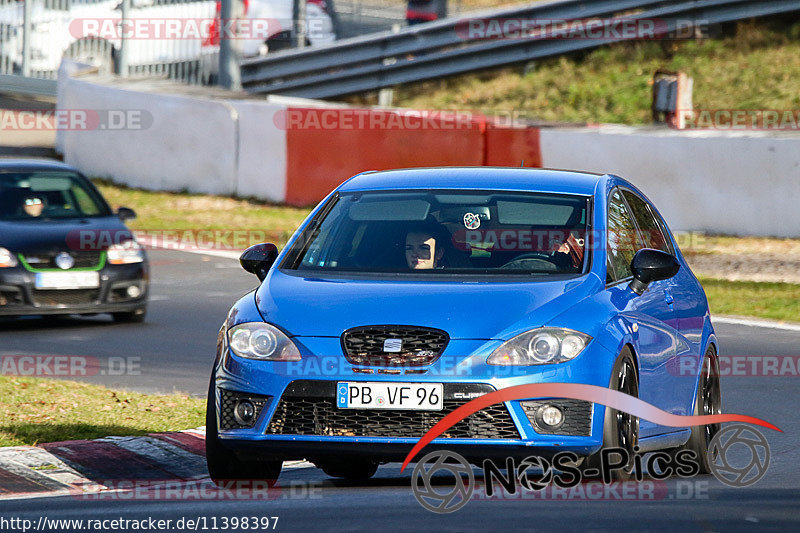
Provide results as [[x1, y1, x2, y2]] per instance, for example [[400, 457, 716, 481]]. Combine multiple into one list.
[[212, 337, 618, 464], [0, 262, 148, 316]]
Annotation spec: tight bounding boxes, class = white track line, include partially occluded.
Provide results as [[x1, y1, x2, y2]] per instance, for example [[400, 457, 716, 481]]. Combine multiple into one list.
[[714, 316, 800, 332]]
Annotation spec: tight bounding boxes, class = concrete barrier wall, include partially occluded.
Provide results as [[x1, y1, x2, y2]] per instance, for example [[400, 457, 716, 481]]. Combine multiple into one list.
[[58, 76, 241, 196], [539, 126, 800, 237], [57, 77, 800, 236]]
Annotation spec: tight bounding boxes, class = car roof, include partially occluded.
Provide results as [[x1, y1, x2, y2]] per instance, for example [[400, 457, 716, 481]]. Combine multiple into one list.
[[338, 167, 604, 196], [0, 158, 78, 173]]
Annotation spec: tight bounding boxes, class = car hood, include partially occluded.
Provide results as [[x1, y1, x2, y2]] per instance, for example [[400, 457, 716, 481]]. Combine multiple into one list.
[[256, 270, 602, 340], [0, 216, 128, 253]]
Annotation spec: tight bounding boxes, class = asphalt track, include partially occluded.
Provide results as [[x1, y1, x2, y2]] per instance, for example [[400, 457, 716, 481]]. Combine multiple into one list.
[[1, 249, 799, 530]]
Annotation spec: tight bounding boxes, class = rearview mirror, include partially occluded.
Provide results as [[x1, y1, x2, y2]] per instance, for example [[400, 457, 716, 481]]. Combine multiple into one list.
[[628, 248, 680, 295], [240, 243, 279, 281], [117, 207, 136, 221]]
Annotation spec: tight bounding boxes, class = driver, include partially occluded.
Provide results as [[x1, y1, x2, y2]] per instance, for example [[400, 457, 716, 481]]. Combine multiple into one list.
[[22, 195, 45, 217], [405, 228, 445, 270]]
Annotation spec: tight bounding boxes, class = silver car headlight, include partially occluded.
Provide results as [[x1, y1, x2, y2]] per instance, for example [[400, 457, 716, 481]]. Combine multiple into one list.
[[227, 322, 301, 361], [487, 327, 592, 365], [107, 240, 144, 264], [0, 247, 18, 268]]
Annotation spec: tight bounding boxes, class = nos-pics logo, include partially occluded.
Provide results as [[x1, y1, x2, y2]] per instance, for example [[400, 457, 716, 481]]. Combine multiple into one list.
[[411, 424, 771, 513]]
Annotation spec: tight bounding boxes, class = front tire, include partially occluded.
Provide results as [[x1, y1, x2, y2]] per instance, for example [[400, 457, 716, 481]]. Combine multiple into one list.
[[317, 459, 378, 481], [112, 306, 146, 323], [583, 348, 639, 481], [205, 374, 282, 485], [675, 346, 722, 474]]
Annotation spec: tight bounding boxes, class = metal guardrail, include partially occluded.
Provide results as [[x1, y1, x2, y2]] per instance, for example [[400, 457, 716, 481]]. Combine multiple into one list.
[[240, 0, 800, 98], [0, 73, 58, 98]]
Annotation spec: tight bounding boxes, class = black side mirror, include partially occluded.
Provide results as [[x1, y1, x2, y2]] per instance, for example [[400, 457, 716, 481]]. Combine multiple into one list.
[[629, 248, 680, 295], [117, 207, 136, 221], [240, 243, 279, 281]]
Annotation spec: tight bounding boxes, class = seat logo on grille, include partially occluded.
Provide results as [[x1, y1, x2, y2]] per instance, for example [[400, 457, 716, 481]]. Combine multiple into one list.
[[383, 338, 403, 353]]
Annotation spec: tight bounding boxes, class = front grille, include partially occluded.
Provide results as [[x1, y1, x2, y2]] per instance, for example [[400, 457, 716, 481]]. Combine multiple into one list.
[[23, 251, 103, 270], [266, 381, 520, 439], [31, 290, 99, 307], [219, 389, 271, 430], [521, 399, 593, 436], [341, 325, 449, 367]]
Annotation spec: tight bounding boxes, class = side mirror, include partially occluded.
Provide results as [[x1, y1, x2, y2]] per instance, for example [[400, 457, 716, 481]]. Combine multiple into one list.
[[628, 248, 680, 295], [117, 207, 136, 221], [240, 243, 279, 281]]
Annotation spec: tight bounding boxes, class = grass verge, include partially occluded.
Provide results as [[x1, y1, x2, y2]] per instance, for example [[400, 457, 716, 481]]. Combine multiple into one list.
[[93, 179, 312, 246], [0, 377, 204, 447], [700, 277, 800, 324]]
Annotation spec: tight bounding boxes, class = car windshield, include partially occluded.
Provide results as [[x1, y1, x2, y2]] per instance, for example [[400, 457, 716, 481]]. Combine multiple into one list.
[[285, 190, 590, 276], [0, 171, 112, 220]]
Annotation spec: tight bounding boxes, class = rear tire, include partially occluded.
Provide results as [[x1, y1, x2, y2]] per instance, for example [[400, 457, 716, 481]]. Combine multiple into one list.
[[205, 374, 282, 485], [673, 346, 722, 474], [582, 347, 639, 481]]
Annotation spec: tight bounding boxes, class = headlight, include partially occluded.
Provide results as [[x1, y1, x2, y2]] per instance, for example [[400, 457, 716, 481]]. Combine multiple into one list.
[[227, 322, 301, 361], [107, 240, 144, 264], [487, 328, 592, 365], [0, 248, 18, 268]]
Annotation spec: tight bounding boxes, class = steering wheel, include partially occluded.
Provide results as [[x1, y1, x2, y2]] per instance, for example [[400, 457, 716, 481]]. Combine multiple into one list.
[[500, 252, 556, 269]]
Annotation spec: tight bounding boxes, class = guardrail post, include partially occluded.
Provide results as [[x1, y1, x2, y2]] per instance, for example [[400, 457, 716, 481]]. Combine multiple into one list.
[[293, 0, 307, 49], [22, 0, 32, 76]]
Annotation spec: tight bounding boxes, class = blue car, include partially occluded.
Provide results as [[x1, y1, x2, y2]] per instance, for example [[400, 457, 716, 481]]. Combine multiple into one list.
[[206, 167, 721, 482]]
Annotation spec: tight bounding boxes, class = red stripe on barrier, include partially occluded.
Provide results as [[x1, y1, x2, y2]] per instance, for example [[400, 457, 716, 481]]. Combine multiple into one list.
[[150, 431, 206, 456], [284, 108, 486, 206], [0, 467, 52, 495], [484, 126, 542, 167]]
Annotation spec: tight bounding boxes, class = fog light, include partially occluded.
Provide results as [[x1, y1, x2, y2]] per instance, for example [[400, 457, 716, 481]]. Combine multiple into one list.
[[234, 400, 256, 426], [539, 405, 564, 427], [126, 285, 142, 298]]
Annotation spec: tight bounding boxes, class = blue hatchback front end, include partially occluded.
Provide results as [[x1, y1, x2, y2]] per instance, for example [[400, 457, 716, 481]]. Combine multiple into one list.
[[208, 168, 716, 473]]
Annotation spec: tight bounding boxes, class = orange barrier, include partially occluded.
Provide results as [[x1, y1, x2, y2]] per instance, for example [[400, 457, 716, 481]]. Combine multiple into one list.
[[484, 125, 543, 168], [284, 107, 541, 206]]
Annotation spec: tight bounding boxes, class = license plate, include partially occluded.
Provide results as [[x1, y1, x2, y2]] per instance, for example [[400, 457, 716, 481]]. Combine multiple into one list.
[[337, 382, 443, 410], [34, 271, 100, 289]]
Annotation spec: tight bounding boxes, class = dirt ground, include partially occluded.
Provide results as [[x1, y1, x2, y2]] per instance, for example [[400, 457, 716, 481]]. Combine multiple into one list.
[[681, 235, 800, 284]]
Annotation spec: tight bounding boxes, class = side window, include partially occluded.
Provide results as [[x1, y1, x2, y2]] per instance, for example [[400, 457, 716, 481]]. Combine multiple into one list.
[[607, 188, 640, 282], [621, 190, 670, 253]]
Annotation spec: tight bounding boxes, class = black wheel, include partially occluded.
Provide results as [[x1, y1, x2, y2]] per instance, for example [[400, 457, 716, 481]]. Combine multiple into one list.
[[583, 348, 639, 481], [675, 347, 722, 474], [318, 459, 378, 481], [112, 307, 146, 323], [205, 374, 282, 485]]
